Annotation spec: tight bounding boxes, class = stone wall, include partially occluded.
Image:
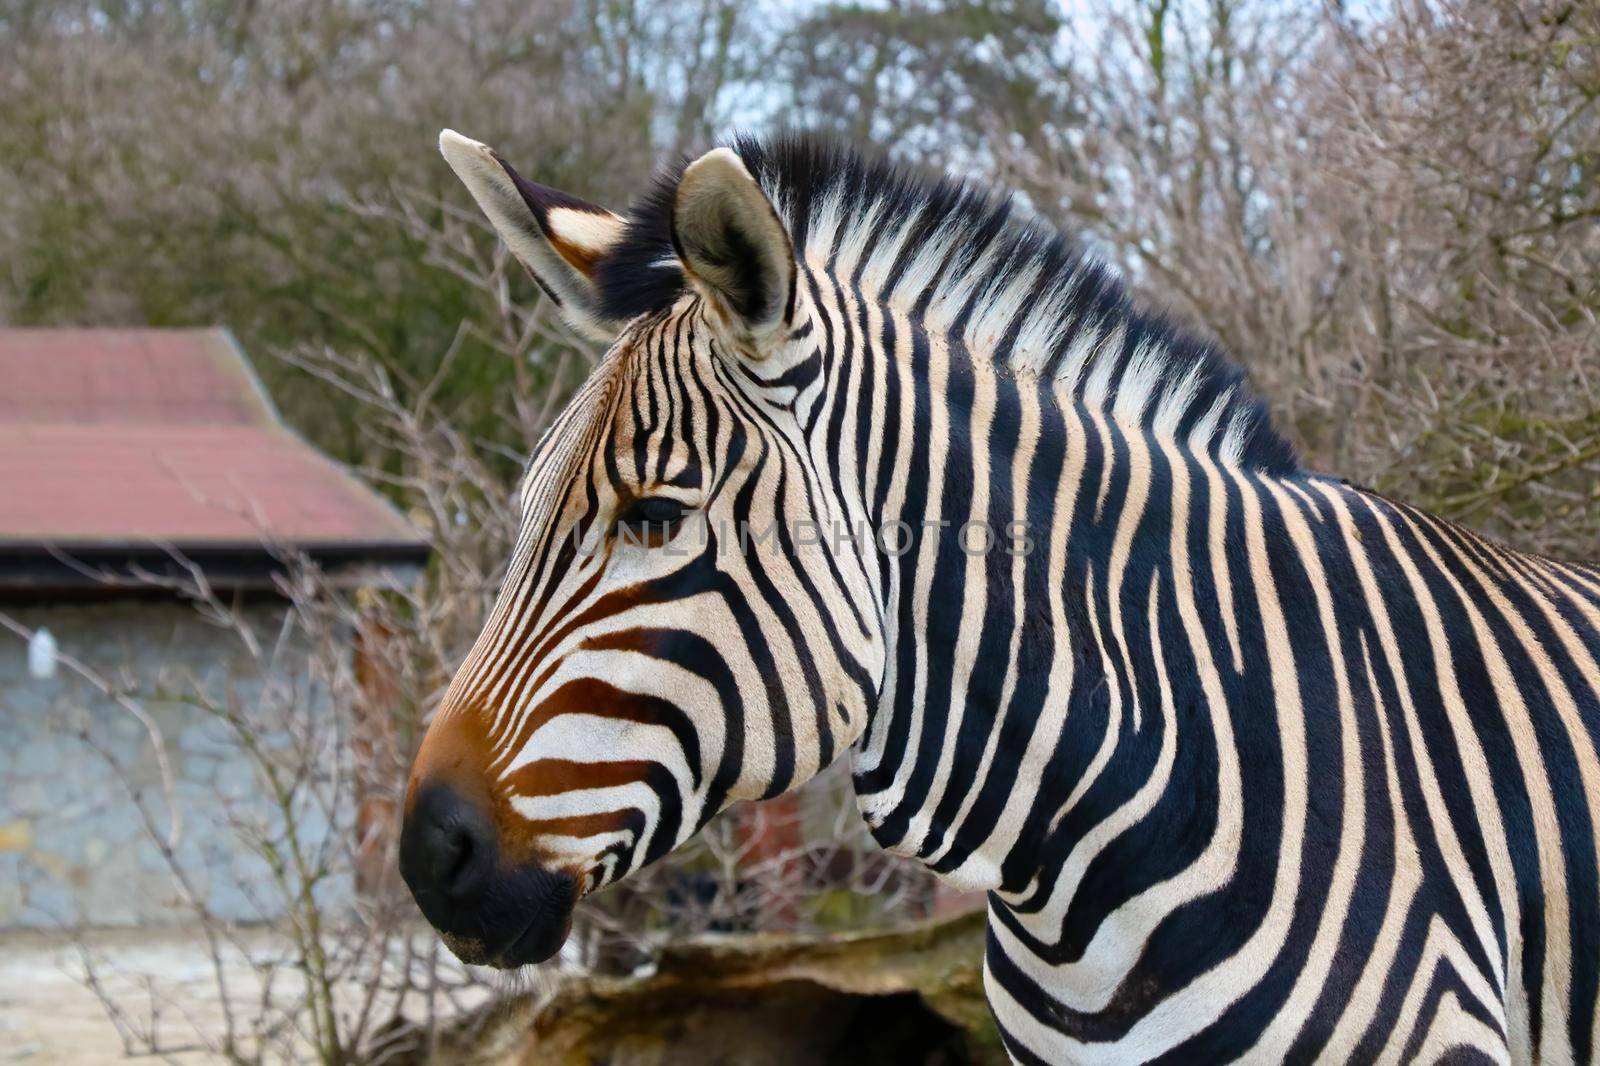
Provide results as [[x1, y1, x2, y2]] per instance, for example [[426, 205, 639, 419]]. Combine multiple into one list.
[[0, 600, 347, 928]]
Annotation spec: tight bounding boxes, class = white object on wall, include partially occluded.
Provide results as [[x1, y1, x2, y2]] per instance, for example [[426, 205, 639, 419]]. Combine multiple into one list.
[[28, 627, 57, 680]]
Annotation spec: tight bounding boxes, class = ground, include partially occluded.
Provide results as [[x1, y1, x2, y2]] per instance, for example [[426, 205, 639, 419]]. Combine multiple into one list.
[[0, 913, 993, 1064], [0, 928, 233, 1064]]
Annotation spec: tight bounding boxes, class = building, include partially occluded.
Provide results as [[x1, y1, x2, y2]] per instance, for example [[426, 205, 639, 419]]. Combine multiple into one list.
[[0, 328, 429, 926]]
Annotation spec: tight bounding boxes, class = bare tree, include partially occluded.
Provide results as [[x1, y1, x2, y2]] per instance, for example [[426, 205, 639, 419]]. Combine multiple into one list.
[[1018, 0, 1599, 557], [0, 0, 762, 468]]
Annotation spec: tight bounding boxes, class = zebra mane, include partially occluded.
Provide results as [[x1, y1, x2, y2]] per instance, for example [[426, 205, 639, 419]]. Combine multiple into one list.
[[595, 132, 1298, 475]]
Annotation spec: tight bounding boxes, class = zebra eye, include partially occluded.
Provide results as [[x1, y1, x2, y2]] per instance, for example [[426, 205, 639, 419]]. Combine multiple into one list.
[[615, 496, 689, 540]]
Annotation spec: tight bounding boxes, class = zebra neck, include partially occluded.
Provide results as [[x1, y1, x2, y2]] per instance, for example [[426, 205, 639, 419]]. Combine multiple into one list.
[[846, 318, 1293, 901]]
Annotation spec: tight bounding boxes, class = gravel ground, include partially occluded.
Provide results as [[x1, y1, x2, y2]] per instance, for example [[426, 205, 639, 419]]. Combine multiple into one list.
[[0, 928, 237, 1063], [0, 928, 529, 1065]]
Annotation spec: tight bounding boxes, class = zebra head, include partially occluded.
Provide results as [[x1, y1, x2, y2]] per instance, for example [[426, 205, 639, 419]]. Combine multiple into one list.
[[400, 132, 886, 967]]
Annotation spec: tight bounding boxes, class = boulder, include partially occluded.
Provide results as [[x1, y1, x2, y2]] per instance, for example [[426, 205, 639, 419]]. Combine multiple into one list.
[[409, 907, 1004, 1066]]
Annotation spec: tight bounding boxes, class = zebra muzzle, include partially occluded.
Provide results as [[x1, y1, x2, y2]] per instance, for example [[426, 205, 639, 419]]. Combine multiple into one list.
[[399, 779, 576, 967]]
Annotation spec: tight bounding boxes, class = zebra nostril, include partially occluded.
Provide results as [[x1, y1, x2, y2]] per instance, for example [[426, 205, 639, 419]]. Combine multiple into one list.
[[432, 822, 474, 886], [400, 782, 497, 908]]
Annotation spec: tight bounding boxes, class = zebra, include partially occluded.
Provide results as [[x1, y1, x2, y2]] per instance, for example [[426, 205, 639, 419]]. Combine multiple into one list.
[[400, 128, 1600, 1064]]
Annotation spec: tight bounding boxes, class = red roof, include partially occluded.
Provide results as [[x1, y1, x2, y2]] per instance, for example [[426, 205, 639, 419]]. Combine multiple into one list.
[[0, 328, 426, 551]]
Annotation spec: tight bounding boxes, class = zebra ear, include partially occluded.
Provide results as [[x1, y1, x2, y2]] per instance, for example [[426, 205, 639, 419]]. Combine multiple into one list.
[[671, 147, 796, 352], [438, 129, 626, 342]]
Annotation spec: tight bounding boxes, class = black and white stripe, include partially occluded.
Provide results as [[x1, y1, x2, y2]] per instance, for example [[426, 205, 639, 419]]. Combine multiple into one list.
[[413, 132, 1600, 1060]]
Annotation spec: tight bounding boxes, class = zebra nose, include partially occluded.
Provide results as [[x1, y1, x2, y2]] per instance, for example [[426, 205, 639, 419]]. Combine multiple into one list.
[[399, 781, 496, 914]]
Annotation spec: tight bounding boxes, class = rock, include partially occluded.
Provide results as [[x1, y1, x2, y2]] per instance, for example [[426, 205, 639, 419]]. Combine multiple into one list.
[[397, 907, 1005, 1066], [0, 821, 32, 853]]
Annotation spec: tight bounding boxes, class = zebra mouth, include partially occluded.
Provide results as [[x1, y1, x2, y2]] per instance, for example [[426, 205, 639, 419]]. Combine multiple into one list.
[[482, 863, 578, 968], [497, 905, 576, 968], [433, 871, 576, 969]]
